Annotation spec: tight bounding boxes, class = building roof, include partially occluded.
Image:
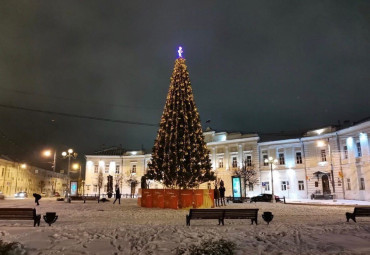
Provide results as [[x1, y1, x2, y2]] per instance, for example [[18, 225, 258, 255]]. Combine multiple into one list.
[[93, 146, 126, 156]]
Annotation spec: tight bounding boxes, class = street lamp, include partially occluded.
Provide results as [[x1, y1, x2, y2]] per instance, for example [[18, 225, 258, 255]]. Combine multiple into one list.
[[43, 150, 57, 172], [264, 157, 278, 203], [62, 149, 77, 176], [72, 163, 83, 196]]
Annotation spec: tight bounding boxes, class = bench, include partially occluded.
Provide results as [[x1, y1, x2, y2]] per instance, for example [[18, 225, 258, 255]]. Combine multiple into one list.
[[346, 207, 370, 222], [223, 209, 259, 225], [0, 208, 41, 227], [186, 209, 259, 226], [186, 209, 224, 226]]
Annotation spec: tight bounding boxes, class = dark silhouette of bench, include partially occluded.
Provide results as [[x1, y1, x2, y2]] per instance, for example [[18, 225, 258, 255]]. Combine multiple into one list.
[[346, 207, 370, 222], [0, 208, 41, 227], [186, 208, 259, 226], [223, 209, 259, 225]]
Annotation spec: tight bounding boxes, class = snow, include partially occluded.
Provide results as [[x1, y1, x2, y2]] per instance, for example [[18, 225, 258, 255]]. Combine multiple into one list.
[[1, 197, 370, 254]]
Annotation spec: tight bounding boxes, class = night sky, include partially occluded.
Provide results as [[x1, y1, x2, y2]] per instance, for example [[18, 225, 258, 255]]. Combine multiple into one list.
[[1, 1, 369, 167]]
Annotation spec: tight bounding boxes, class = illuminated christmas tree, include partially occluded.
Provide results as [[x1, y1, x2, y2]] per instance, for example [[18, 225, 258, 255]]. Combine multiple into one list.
[[146, 47, 215, 189]]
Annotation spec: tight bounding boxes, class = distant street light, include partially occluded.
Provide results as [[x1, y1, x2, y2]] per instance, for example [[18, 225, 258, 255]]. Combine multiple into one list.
[[72, 163, 82, 179], [264, 157, 278, 203], [73, 163, 83, 196], [43, 150, 57, 172]]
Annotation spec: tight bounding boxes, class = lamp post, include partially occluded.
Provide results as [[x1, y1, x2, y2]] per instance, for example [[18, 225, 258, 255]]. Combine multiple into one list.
[[62, 149, 77, 177], [82, 180, 85, 197], [72, 163, 83, 196], [264, 157, 278, 203], [62, 149, 77, 197], [43, 150, 57, 172]]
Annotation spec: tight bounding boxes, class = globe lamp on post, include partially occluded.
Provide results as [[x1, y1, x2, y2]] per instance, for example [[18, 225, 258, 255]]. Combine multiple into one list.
[[264, 157, 278, 203]]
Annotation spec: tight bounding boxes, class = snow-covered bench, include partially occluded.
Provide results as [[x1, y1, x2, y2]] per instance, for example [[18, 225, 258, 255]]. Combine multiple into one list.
[[0, 208, 41, 227], [346, 207, 370, 222], [186, 208, 259, 226]]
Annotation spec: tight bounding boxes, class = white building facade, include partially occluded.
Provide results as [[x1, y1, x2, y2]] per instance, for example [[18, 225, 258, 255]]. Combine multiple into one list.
[[84, 120, 370, 201]]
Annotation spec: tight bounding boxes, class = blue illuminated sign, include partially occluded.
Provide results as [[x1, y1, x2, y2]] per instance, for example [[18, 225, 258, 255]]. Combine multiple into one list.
[[232, 177, 241, 198]]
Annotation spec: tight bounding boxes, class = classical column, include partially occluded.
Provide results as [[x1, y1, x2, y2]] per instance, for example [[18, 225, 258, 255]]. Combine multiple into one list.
[[225, 146, 229, 171], [212, 147, 216, 171], [238, 144, 243, 167]]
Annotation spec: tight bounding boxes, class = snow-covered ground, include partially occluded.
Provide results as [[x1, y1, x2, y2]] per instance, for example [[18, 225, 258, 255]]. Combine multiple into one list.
[[1, 197, 370, 255]]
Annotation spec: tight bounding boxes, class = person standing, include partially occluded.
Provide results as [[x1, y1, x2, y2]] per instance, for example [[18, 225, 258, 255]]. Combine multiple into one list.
[[214, 185, 220, 207], [33, 193, 41, 206], [219, 180, 226, 206], [113, 185, 121, 204]]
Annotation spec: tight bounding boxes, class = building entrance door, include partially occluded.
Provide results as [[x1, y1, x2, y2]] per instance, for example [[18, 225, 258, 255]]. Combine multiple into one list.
[[322, 175, 330, 194]]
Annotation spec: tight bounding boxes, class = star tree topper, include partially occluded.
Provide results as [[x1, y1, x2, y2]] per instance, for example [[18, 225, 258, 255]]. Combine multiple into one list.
[[178, 46, 183, 58]]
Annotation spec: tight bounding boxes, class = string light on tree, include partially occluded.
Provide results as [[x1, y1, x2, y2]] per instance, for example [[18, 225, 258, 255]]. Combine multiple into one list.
[[146, 47, 215, 189]]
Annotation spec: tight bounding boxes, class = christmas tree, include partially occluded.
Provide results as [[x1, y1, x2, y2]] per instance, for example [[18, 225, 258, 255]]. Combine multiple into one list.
[[146, 47, 215, 189]]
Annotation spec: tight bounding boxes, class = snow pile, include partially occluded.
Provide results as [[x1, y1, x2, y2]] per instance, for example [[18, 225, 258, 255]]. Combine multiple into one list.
[[1, 198, 370, 254]]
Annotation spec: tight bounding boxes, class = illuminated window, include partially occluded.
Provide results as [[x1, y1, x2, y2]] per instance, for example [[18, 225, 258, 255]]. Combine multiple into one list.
[[218, 158, 223, 168], [1, 168, 4, 176], [296, 152, 302, 164], [105, 165, 109, 173], [281, 181, 287, 191], [86, 185, 90, 191], [248, 183, 254, 191], [262, 152, 268, 166], [93, 185, 97, 192], [232, 156, 237, 168], [321, 150, 327, 162], [131, 164, 137, 174], [356, 142, 362, 157], [298, 181, 304, 190], [343, 146, 348, 159], [115, 165, 120, 174], [94, 165, 98, 173], [279, 153, 285, 165], [346, 178, 351, 190], [246, 155, 252, 166], [359, 178, 365, 190]]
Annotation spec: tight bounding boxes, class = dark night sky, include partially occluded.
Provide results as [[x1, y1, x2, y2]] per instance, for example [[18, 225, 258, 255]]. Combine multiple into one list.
[[1, 1, 369, 166]]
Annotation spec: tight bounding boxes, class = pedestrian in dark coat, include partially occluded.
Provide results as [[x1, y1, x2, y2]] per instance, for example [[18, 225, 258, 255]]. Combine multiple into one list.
[[219, 180, 226, 206], [113, 185, 121, 204], [214, 185, 220, 207], [33, 193, 41, 206]]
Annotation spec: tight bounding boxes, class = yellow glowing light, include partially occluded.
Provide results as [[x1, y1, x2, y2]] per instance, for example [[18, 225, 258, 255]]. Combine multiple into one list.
[[21, 164, 27, 169], [68, 149, 73, 154], [62, 152, 67, 157], [72, 163, 80, 170], [317, 141, 326, 147], [43, 150, 51, 157]]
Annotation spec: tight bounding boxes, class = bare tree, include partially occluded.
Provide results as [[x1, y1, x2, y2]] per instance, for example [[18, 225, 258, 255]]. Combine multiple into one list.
[[234, 160, 258, 197], [115, 172, 124, 190], [125, 175, 139, 198], [97, 170, 103, 202], [39, 180, 46, 193]]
